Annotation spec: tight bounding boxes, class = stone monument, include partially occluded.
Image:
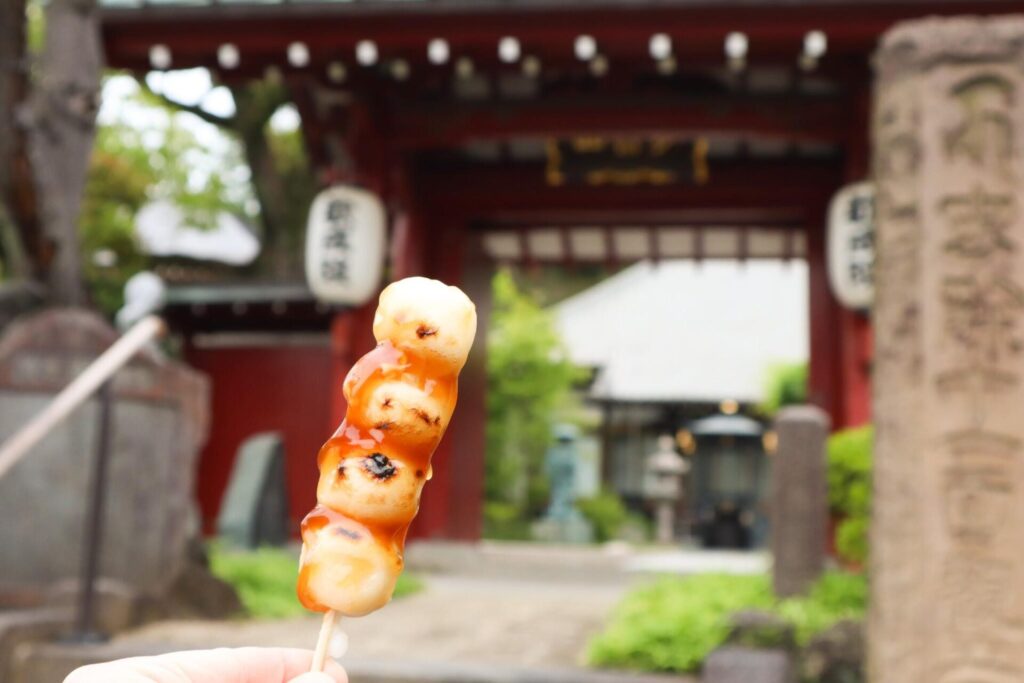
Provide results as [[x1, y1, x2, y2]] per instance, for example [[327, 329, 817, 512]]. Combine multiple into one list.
[[0, 309, 208, 595], [532, 424, 593, 543], [771, 405, 829, 598], [872, 16, 1024, 682], [216, 432, 290, 548]]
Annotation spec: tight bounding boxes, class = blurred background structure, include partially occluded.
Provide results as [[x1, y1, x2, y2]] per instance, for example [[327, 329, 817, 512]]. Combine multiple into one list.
[[2, 1, 1024, 682]]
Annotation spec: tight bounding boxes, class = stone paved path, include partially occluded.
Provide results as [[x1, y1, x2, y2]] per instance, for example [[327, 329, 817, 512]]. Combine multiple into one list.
[[103, 543, 757, 681], [117, 574, 633, 670]]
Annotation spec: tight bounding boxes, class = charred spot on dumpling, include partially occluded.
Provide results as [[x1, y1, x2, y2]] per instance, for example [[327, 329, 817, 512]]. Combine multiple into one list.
[[336, 463, 346, 478], [381, 397, 394, 409], [374, 420, 394, 431], [411, 407, 437, 425], [416, 325, 438, 338], [415, 469, 425, 479], [363, 452, 397, 480]]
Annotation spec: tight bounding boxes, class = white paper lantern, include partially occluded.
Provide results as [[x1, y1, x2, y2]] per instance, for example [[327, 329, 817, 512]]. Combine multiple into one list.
[[305, 185, 387, 306], [827, 181, 875, 310]]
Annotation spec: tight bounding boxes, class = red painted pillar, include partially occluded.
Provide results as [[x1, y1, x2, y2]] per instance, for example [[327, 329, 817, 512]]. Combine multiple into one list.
[[807, 209, 845, 427], [402, 214, 490, 540], [837, 84, 874, 429], [440, 234, 490, 540], [327, 304, 378, 434], [809, 215, 872, 430], [838, 310, 872, 427]]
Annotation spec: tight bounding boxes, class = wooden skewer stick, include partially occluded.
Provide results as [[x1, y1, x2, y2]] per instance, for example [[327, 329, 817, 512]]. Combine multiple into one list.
[[311, 609, 338, 673]]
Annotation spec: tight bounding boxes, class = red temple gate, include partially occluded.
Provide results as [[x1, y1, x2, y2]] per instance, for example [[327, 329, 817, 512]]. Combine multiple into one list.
[[99, 0, 1016, 539]]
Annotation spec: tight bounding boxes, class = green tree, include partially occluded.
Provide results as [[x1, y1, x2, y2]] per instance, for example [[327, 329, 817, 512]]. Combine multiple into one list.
[[759, 361, 808, 416], [142, 77, 315, 279], [79, 122, 155, 315], [485, 270, 582, 525], [81, 77, 253, 316]]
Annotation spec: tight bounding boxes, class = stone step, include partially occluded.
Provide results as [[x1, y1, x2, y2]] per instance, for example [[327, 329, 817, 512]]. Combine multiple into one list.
[[404, 541, 768, 582], [10, 640, 696, 683], [0, 607, 73, 683], [404, 541, 633, 583]]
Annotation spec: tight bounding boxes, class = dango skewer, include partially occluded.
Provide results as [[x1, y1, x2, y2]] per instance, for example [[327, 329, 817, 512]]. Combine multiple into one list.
[[298, 277, 477, 673]]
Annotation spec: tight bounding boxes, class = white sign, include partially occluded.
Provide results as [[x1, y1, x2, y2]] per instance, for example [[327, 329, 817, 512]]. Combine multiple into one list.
[[305, 185, 386, 306], [827, 181, 875, 310]]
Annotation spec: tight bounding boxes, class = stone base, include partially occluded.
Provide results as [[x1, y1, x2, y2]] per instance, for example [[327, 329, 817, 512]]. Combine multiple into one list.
[[0, 608, 73, 682], [726, 611, 796, 651], [40, 564, 242, 635], [45, 578, 141, 636], [701, 646, 793, 683], [799, 620, 864, 683], [531, 515, 594, 544], [10, 639, 168, 683], [145, 563, 243, 620]]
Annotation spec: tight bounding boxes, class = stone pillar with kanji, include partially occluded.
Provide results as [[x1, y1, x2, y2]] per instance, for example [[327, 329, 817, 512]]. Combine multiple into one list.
[[871, 17, 1024, 683]]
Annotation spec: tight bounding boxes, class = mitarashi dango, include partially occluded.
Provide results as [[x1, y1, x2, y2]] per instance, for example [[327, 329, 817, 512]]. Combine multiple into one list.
[[297, 277, 476, 617]]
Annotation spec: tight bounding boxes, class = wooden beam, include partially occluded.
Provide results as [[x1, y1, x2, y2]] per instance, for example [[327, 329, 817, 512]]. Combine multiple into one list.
[[417, 158, 842, 226], [388, 94, 848, 149]]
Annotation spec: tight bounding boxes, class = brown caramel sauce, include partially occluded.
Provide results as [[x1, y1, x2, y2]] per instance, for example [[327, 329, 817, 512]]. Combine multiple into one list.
[[298, 340, 457, 611]]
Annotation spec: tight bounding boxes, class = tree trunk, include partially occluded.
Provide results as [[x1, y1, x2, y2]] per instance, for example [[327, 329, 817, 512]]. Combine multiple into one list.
[[21, 0, 102, 305], [0, 0, 37, 280], [230, 82, 295, 279], [242, 129, 288, 276], [0, 0, 24, 200]]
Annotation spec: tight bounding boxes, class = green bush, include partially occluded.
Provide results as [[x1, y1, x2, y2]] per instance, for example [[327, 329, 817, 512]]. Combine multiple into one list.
[[576, 490, 643, 543], [760, 362, 808, 415], [776, 571, 868, 645], [485, 271, 584, 528], [827, 426, 873, 564], [482, 501, 532, 541], [208, 545, 423, 619], [588, 574, 774, 672], [587, 571, 867, 673]]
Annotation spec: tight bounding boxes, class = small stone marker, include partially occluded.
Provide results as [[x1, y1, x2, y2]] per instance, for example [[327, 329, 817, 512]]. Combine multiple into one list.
[[771, 405, 829, 597], [702, 646, 793, 683], [216, 432, 289, 548], [0, 309, 208, 594]]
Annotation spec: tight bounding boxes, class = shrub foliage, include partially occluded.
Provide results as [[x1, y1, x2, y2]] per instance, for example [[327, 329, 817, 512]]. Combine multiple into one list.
[[826, 426, 873, 564], [485, 270, 583, 526], [208, 545, 423, 619], [587, 571, 867, 673]]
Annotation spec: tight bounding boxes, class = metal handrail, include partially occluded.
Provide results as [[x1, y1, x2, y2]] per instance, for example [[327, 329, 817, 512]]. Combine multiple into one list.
[[0, 314, 166, 479]]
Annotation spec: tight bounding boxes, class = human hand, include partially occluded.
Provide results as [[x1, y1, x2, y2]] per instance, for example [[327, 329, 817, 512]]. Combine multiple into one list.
[[64, 647, 347, 683]]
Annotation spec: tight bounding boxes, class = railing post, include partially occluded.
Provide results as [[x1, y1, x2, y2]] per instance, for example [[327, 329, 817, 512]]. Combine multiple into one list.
[[72, 380, 114, 642]]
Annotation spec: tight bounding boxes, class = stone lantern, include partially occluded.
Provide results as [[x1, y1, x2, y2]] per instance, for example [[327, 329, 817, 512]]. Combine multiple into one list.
[[644, 434, 690, 544]]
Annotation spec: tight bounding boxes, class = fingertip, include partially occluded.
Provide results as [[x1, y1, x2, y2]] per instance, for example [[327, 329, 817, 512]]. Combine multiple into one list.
[[324, 660, 348, 682], [287, 674, 338, 683], [271, 647, 347, 682]]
